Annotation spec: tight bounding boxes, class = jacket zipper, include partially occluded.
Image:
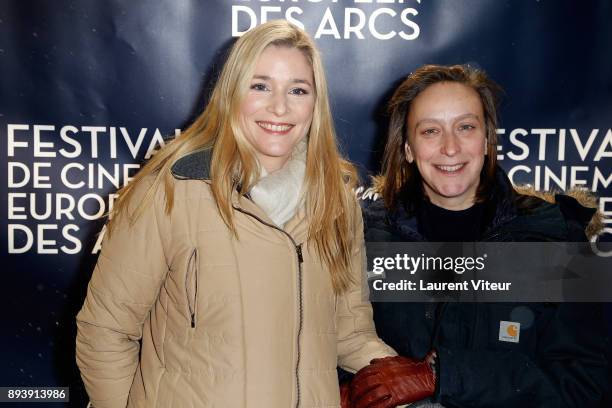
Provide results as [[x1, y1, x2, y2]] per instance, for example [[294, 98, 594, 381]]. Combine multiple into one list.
[[233, 206, 304, 408], [294, 243, 304, 408]]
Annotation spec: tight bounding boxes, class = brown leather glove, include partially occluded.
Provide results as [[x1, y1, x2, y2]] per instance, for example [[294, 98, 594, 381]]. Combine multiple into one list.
[[349, 354, 436, 408], [340, 381, 351, 408]]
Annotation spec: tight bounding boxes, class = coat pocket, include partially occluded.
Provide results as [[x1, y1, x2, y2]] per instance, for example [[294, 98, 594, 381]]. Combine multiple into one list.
[[185, 248, 198, 328]]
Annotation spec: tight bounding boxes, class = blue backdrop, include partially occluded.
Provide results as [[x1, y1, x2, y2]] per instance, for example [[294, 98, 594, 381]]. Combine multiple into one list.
[[1, 1, 610, 406]]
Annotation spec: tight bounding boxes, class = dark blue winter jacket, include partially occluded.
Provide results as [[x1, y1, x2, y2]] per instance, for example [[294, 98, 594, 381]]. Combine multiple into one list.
[[354, 168, 609, 408]]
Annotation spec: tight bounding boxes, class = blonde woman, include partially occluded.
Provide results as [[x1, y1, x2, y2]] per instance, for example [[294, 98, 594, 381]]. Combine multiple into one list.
[[75, 20, 395, 408]]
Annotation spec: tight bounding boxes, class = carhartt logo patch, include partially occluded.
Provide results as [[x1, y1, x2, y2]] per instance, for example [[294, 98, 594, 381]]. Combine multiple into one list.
[[499, 321, 520, 343]]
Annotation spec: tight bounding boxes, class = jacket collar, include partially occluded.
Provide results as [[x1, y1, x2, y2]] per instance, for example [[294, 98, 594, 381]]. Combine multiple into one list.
[[482, 166, 519, 233], [394, 166, 597, 241], [170, 148, 213, 180], [169, 147, 309, 241]]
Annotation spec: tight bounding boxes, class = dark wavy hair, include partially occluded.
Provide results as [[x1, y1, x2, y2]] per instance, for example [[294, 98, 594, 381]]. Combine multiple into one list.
[[379, 64, 503, 210]]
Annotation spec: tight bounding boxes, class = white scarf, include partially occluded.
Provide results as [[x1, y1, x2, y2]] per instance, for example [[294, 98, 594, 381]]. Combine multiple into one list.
[[249, 140, 307, 227]]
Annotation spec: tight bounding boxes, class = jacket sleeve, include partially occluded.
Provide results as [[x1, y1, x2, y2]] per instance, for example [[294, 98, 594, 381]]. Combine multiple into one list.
[[75, 178, 170, 408], [437, 303, 609, 408], [336, 203, 397, 373]]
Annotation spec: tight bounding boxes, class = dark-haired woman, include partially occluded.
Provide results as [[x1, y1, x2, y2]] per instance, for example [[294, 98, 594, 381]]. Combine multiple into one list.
[[346, 65, 609, 408]]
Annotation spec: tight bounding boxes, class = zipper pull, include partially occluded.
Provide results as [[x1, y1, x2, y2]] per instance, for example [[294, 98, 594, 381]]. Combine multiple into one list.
[[191, 313, 195, 328], [296, 244, 304, 264]]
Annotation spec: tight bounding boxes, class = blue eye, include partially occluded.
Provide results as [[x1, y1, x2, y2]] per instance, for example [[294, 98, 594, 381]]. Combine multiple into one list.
[[250, 83, 268, 91], [290, 87, 309, 95]]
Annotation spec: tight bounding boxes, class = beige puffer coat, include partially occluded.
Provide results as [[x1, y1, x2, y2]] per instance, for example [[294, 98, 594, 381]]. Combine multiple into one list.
[[76, 149, 396, 408]]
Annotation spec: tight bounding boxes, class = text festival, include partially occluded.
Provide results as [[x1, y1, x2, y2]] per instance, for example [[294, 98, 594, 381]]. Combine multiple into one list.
[[4, 124, 612, 255]]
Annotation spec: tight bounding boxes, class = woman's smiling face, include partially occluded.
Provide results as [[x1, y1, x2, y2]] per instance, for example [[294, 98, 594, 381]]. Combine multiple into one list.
[[240, 45, 315, 173], [405, 81, 487, 210]]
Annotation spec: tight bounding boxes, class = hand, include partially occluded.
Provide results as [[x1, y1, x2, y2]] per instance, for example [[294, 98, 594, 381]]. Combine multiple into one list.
[[340, 381, 351, 408], [350, 354, 436, 408]]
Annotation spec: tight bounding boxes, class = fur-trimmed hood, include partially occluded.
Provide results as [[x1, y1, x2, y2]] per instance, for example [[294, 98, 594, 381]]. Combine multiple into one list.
[[513, 185, 603, 239]]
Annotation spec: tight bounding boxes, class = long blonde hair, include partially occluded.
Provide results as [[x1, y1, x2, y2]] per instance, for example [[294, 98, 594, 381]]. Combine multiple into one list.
[[108, 20, 358, 293]]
